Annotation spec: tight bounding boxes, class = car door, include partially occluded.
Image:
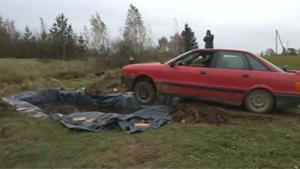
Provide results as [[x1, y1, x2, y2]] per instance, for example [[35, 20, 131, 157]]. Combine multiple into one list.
[[160, 51, 216, 98], [202, 51, 257, 104]]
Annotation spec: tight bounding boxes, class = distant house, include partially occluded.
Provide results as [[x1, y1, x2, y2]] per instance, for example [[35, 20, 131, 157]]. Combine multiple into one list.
[[286, 48, 298, 56]]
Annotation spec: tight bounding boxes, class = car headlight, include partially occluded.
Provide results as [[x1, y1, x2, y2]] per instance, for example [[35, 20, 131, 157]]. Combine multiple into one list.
[[295, 82, 300, 92]]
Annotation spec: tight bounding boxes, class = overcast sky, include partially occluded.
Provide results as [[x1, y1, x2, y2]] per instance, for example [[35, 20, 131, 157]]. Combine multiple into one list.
[[1, 0, 300, 53]]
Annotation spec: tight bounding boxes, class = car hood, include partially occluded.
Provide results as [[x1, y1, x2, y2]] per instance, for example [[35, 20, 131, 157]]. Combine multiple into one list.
[[123, 62, 162, 69]]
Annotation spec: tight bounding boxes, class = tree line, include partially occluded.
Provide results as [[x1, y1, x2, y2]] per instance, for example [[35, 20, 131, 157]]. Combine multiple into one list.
[[0, 4, 199, 65]]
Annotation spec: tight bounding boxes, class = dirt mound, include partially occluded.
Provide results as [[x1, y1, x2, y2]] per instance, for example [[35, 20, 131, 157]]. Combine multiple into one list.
[[86, 75, 127, 95], [173, 100, 227, 125], [172, 99, 285, 124]]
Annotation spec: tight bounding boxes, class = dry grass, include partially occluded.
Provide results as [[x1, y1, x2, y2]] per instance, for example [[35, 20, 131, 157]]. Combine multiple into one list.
[[0, 58, 97, 83], [0, 58, 120, 96]]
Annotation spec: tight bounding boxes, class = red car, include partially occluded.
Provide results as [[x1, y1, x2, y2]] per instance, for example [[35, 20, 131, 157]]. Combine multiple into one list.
[[121, 49, 300, 113]]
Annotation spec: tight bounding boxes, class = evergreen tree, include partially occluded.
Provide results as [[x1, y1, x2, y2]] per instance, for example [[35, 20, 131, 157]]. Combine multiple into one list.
[[78, 34, 87, 56], [181, 23, 198, 52], [123, 4, 146, 54], [22, 26, 37, 58], [0, 16, 12, 57], [23, 26, 34, 41], [260, 51, 264, 57], [49, 13, 76, 59]]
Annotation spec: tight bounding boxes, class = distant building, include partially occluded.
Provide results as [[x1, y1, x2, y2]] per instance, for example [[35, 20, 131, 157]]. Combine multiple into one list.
[[286, 48, 298, 56]]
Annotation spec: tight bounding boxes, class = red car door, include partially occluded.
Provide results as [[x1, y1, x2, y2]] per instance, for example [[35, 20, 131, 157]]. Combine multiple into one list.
[[201, 51, 266, 105], [159, 51, 217, 98]]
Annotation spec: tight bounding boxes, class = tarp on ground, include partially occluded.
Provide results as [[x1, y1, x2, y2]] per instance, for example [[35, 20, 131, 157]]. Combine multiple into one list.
[[4, 88, 173, 133]]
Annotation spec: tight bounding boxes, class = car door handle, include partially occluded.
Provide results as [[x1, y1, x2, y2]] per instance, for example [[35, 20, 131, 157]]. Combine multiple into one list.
[[200, 70, 208, 75], [242, 74, 250, 78]]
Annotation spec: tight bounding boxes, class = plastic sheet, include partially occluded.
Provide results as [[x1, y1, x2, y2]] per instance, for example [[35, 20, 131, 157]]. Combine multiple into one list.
[[5, 88, 173, 133]]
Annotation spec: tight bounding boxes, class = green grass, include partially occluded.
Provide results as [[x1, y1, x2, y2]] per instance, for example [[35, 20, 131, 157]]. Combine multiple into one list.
[[0, 112, 299, 168], [1, 57, 300, 168], [265, 55, 300, 70]]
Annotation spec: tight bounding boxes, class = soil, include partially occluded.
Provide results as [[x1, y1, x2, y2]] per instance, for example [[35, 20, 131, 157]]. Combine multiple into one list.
[[86, 75, 127, 95], [173, 99, 300, 124], [173, 100, 227, 125]]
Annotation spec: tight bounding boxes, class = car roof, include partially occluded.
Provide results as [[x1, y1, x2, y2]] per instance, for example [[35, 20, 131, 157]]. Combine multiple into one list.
[[191, 48, 256, 56]]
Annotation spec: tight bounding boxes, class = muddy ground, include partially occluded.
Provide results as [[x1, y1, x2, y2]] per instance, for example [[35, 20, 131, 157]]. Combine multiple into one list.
[[173, 99, 300, 124], [86, 74, 127, 95], [84, 75, 300, 125], [3, 74, 300, 124]]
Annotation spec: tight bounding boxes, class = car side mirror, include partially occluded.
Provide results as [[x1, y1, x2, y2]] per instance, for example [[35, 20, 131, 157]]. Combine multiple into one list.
[[169, 62, 176, 67], [282, 65, 288, 72]]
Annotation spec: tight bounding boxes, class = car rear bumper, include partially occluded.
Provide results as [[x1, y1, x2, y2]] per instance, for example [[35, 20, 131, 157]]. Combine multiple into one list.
[[274, 93, 300, 108], [121, 75, 135, 90]]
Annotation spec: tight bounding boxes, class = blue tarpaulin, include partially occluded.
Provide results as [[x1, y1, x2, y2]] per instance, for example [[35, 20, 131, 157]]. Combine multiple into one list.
[[5, 88, 173, 133]]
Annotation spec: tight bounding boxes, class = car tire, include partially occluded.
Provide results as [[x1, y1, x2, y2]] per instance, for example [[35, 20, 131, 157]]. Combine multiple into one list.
[[244, 89, 274, 113], [133, 81, 156, 104]]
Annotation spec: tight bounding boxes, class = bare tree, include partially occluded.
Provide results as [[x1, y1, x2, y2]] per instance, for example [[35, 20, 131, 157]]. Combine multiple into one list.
[[90, 12, 108, 54], [158, 36, 169, 52], [123, 4, 146, 54], [168, 33, 184, 55]]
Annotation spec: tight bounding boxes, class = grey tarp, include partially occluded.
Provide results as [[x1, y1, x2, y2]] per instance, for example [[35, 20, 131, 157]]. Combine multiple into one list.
[[5, 88, 173, 133]]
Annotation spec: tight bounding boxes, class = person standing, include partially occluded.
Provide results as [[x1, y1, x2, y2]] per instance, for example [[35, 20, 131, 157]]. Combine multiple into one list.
[[203, 30, 214, 49]]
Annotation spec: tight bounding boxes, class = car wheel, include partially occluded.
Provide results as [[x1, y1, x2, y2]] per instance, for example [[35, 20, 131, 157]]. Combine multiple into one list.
[[244, 89, 274, 113], [134, 81, 156, 104]]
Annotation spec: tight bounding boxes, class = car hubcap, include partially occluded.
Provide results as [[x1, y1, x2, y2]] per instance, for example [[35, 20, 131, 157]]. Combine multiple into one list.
[[250, 93, 267, 109], [139, 87, 149, 100]]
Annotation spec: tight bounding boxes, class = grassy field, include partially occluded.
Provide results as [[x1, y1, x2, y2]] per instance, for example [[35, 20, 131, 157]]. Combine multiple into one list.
[[0, 58, 119, 96], [0, 56, 300, 168], [265, 55, 300, 70]]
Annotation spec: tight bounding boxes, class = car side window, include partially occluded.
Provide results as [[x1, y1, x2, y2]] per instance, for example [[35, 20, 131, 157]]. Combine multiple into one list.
[[176, 52, 214, 67], [215, 52, 250, 70], [247, 54, 269, 71]]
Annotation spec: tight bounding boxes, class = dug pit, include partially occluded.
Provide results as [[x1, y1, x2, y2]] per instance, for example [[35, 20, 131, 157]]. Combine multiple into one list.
[[5, 88, 172, 133], [39, 103, 137, 115]]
